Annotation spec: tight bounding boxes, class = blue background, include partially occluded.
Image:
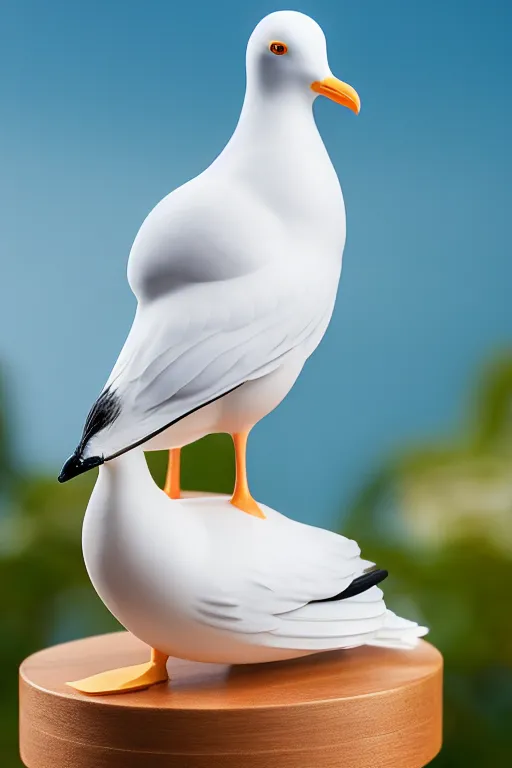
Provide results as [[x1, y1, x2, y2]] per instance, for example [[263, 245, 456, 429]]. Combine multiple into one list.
[[1, 0, 510, 528]]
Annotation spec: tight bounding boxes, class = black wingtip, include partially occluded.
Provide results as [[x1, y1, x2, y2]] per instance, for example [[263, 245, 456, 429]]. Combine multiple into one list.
[[58, 453, 104, 483], [311, 567, 389, 604], [338, 568, 388, 600]]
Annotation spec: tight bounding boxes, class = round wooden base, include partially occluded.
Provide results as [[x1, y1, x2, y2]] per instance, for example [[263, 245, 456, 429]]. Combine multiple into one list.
[[20, 632, 442, 768]]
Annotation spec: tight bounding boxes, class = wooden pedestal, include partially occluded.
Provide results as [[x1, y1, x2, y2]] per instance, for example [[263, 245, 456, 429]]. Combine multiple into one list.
[[19, 631, 442, 768]]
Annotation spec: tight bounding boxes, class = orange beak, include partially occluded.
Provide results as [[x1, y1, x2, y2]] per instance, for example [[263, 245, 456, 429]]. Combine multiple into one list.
[[310, 76, 361, 115]]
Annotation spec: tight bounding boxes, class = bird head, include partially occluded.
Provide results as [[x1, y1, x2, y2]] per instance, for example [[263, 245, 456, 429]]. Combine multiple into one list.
[[246, 11, 360, 114]]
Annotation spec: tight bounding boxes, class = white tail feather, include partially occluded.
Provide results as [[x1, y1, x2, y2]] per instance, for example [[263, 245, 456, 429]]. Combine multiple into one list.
[[366, 610, 429, 650]]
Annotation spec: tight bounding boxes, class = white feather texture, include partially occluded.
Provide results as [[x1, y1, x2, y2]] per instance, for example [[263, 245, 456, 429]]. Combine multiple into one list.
[[82, 450, 428, 665]]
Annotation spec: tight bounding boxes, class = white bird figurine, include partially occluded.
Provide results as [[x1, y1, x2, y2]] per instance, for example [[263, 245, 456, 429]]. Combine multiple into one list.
[[67, 449, 427, 695], [58, 10, 362, 518]]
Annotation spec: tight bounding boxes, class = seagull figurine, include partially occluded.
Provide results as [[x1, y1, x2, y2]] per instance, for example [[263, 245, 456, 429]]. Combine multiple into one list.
[[58, 10, 360, 518], [67, 449, 427, 695]]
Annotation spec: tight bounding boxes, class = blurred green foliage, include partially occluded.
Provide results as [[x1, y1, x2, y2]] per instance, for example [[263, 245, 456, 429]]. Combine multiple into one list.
[[1, 358, 512, 766], [345, 355, 512, 766], [0, 375, 234, 766]]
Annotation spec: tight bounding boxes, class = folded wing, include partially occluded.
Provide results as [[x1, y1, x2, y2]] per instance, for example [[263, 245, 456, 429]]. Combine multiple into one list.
[[98, 262, 330, 458]]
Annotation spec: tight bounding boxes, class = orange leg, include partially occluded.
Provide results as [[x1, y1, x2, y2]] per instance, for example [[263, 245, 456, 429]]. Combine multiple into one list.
[[66, 647, 169, 696], [230, 431, 265, 519], [164, 448, 181, 499]]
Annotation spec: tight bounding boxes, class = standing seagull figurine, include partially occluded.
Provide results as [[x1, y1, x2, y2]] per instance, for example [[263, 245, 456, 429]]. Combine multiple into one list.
[[58, 10, 360, 518]]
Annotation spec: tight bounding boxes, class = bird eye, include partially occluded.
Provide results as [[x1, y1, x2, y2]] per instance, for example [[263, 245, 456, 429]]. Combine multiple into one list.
[[269, 41, 288, 56]]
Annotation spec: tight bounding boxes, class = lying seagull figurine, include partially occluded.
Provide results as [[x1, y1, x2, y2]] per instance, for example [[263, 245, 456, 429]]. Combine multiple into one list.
[[68, 450, 427, 695], [58, 10, 361, 518]]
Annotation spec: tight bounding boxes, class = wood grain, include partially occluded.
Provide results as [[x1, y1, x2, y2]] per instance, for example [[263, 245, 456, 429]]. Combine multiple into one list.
[[20, 631, 442, 768]]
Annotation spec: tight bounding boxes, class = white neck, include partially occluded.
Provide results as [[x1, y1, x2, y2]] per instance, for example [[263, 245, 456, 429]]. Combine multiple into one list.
[[100, 448, 152, 481], [218, 83, 322, 173], [211, 81, 344, 245], [90, 450, 162, 515]]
